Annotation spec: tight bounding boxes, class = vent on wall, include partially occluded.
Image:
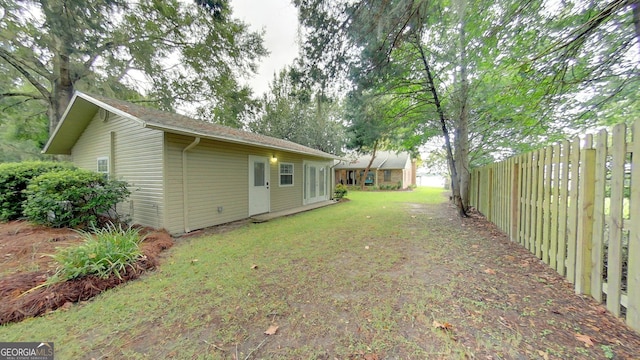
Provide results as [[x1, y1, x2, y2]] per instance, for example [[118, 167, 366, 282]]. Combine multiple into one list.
[[98, 108, 110, 122]]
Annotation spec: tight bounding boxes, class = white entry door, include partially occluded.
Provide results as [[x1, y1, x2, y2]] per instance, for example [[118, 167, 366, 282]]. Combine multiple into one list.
[[249, 156, 270, 215]]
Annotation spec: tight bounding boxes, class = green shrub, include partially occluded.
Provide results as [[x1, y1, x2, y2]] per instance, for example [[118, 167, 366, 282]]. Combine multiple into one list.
[[23, 169, 130, 228], [0, 161, 75, 221], [334, 183, 348, 199], [49, 223, 145, 282]]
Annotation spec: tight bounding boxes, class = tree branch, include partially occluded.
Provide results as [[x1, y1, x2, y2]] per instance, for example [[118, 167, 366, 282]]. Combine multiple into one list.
[[1, 92, 45, 100], [0, 48, 51, 100]]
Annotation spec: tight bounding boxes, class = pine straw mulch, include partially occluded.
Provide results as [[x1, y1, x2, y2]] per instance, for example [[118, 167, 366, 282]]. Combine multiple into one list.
[[0, 222, 173, 325]]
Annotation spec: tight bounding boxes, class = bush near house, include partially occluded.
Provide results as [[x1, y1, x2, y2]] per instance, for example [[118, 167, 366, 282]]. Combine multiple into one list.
[[23, 169, 130, 229], [334, 183, 348, 199], [0, 161, 76, 221]]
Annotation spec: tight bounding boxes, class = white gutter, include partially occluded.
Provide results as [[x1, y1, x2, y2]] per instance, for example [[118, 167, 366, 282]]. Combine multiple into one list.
[[182, 137, 200, 233]]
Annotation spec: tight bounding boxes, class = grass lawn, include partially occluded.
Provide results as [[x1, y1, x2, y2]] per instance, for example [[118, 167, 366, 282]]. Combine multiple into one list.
[[1, 187, 639, 359]]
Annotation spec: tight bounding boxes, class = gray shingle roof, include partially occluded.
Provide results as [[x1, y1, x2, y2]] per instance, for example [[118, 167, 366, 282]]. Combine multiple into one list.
[[334, 151, 410, 170], [88, 94, 338, 159], [44, 92, 339, 159]]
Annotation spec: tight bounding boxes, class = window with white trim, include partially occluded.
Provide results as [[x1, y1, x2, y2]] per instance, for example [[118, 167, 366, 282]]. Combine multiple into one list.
[[97, 157, 109, 177], [279, 163, 294, 186]]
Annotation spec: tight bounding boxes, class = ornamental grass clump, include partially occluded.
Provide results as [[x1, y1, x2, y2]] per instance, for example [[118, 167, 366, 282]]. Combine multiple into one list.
[[49, 223, 146, 283]]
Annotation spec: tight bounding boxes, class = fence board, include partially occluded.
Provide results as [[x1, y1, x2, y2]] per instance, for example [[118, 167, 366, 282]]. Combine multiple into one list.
[[591, 129, 608, 302], [511, 160, 520, 242], [550, 144, 561, 270], [523, 153, 533, 249], [566, 137, 581, 284], [557, 140, 570, 276], [607, 123, 626, 316], [542, 146, 553, 264], [535, 149, 545, 258], [530, 151, 539, 253]]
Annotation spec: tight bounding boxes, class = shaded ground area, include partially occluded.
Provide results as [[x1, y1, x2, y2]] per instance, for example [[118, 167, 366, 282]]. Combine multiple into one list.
[[403, 202, 640, 359], [208, 201, 640, 359], [1, 194, 640, 359], [0, 221, 173, 325]]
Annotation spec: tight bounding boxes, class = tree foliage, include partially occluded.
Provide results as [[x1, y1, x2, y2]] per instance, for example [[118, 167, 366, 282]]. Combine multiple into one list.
[[247, 67, 346, 155], [0, 0, 267, 136], [294, 0, 640, 216]]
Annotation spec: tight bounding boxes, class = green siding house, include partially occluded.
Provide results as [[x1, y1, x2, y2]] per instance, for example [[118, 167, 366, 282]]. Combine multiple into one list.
[[43, 92, 338, 235]]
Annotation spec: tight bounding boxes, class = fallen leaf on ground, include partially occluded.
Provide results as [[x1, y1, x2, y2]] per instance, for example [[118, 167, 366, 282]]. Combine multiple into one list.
[[484, 268, 496, 275], [575, 333, 594, 347], [433, 320, 453, 331], [363, 354, 379, 360], [586, 324, 601, 332], [537, 350, 549, 360], [264, 325, 279, 335]]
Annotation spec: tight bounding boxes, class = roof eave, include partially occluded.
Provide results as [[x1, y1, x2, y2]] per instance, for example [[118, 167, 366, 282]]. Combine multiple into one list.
[[42, 91, 146, 155], [144, 123, 341, 160]]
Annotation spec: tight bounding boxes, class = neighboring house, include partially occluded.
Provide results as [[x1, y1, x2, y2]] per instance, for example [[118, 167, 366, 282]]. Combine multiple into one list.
[[43, 92, 339, 235], [334, 151, 416, 189]]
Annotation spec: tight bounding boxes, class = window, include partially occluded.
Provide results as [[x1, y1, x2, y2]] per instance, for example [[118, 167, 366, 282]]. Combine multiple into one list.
[[279, 163, 294, 186], [384, 169, 392, 182], [319, 167, 325, 196], [97, 157, 109, 177]]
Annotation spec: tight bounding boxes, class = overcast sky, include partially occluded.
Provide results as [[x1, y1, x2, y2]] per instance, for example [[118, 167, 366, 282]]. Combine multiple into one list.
[[230, 0, 300, 96]]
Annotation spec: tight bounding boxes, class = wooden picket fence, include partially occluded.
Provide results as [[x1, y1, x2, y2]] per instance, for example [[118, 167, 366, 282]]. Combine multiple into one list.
[[469, 120, 640, 333]]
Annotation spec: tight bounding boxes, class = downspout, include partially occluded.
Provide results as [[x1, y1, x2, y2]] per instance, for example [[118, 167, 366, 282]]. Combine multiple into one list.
[[182, 137, 200, 233]]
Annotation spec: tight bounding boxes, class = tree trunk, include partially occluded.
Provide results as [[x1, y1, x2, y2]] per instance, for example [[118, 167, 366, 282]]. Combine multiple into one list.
[[414, 37, 467, 217], [360, 141, 379, 190], [42, 1, 75, 135], [48, 50, 74, 135], [454, 0, 471, 212]]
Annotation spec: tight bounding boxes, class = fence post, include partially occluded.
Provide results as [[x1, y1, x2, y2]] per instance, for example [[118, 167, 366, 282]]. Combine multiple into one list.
[[591, 129, 608, 303], [628, 119, 640, 331], [575, 135, 595, 295], [607, 123, 627, 316]]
